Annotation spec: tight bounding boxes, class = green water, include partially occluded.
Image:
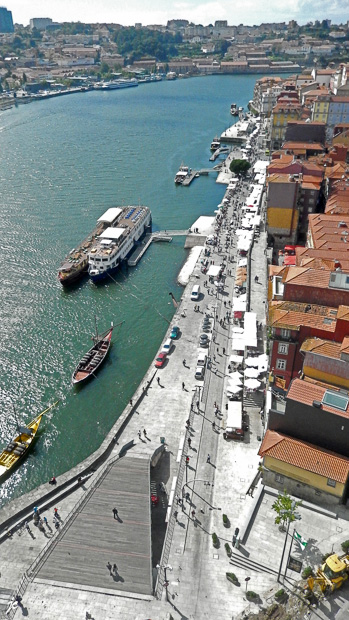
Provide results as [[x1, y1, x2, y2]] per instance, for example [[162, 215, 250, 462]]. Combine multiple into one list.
[[0, 74, 262, 505]]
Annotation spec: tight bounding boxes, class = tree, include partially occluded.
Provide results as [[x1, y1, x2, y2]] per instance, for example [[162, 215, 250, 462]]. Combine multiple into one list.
[[272, 491, 302, 530], [229, 159, 251, 176]]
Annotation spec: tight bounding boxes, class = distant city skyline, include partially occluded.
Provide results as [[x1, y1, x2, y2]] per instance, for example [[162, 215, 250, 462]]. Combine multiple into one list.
[[5, 0, 349, 28]]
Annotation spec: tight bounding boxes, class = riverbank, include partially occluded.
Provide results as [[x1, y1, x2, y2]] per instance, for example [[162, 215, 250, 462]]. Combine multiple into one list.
[[0, 109, 273, 620]]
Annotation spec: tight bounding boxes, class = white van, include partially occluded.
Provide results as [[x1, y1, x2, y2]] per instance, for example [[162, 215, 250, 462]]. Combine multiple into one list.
[[197, 352, 207, 367], [195, 366, 205, 380], [191, 285, 200, 301]]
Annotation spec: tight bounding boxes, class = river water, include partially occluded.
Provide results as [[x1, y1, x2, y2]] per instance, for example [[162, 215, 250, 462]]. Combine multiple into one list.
[[0, 74, 262, 506]]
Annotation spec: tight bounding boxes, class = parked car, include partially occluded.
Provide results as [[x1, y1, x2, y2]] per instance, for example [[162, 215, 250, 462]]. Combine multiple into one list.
[[195, 366, 205, 380], [170, 325, 180, 339], [161, 338, 173, 355], [155, 352, 167, 368]]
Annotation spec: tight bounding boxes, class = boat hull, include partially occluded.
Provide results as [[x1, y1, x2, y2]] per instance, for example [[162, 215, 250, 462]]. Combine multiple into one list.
[[58, 264, 88, 286], [0, 402, 58, 481], [72, 327, 113, 384]]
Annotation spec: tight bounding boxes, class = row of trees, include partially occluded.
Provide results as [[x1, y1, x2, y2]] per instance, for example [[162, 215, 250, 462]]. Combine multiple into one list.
[[112, 27, 182, 63]]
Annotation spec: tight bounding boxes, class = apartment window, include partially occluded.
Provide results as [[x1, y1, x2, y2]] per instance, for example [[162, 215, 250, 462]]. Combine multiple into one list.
[[278, 343, 289, 355], [275, 474, 284, 483], [327, 478, 336, 488], [276, 358, 287, 370], [309, 198, 314, 204], [280, 328, 291, 338]]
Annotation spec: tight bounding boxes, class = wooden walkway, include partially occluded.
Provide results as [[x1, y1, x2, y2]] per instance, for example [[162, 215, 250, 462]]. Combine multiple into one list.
[[35, 456, 152, 596]]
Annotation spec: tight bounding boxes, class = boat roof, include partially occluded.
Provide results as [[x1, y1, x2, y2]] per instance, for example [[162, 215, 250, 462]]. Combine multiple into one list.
[[99, 227, 125, 240], [98, 207, 123, 224]]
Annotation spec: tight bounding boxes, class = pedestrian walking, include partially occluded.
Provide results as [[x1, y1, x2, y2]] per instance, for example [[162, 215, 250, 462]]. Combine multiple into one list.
[[182, 381, 185, 390], [143, 428, 147, 438], [174, 510, 178, 522], [113, 563, 118, 574], [157, 376, 160, 384], [53, 507, 58, 517], [207, 454, 211, 464], [188, 437, 192, 448], [182, 359, 186, 366], [212, 420, 215, 430], [185, 492, 190, 502], [25, 521, 30, 532], [129, 399, 133, 406], [112, 507, 118, 519], [191, 510, 196, 519], [223, 347, 226, 355], [138, 429, 142, 439], [43, 516, 48, 526]]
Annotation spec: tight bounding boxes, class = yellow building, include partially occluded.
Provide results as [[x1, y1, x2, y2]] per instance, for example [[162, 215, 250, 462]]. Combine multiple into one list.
[[266, 173, 299, 246], [271, 102, 304, 149], [312, 94, 330, 123], [300, 337, 349, 390], [259, 430, 349, 504]]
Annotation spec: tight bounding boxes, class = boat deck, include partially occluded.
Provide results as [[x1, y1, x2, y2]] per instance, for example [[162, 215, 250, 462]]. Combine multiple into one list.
[[34, 455, 152, 596]]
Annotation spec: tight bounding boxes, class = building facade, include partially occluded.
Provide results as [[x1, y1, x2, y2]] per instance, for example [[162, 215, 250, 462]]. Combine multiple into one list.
[[0, 6, 13, 33]]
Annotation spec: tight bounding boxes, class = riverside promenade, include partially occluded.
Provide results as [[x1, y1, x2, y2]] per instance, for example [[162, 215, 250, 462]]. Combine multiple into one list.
[[3, 137, 349, 620], [0, 131, 292, 620]]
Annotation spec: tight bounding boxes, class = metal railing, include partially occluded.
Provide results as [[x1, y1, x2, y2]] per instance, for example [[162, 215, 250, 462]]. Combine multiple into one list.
[[154, 389, 199, 600]]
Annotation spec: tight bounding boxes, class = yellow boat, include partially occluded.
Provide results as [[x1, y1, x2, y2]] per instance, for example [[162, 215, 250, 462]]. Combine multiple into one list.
[[0, 401, 59, 480]]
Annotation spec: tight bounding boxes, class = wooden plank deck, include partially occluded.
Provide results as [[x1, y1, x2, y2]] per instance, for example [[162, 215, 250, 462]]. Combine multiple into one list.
[[35, 456, 152, 595]]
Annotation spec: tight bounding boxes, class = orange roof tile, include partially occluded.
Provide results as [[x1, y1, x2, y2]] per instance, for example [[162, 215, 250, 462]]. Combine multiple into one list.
[[258, 430, 349, 483], [341, 337, 349, 354], [269, 301, 338, 332], [300, 337, 342, 359], [283, 267, 332, 289], [337, 306, 349, 321], [282, 141, 324, 150], [287, 377, 349, 418], [298, 257, 335, 270]]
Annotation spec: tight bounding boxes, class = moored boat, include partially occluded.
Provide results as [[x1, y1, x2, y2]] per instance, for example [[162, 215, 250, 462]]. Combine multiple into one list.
[[72, 321, 115, 384], [0, 401, 59, 481], [88, 206, 152, 282], [58, 207, 131, 286], [210, 137, 220, 150], [174, 164, 190, 184], [230, 103, 238, 116]]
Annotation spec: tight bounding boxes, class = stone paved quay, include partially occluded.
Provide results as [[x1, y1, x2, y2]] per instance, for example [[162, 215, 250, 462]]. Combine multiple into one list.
[[2, 123, 349, 620]]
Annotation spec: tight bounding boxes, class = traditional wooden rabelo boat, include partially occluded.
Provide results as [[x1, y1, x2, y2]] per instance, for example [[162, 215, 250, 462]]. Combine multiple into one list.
[[72, 320, 115, 385], [0, 401, 59, 481]]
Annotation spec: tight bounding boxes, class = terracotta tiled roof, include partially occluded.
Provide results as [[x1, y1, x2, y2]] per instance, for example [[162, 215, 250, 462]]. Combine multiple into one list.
[[282, 141, 324, 151], [341, 337, 349, 354], [308, 214, 349, 250], [269, 301, 337, 332], [298, 257, 335, 270], [300, 337, 341, 359], [287, 377, 349, 418], [337, 306, 349, 321], [283, 267, 332, 289], [259, 430, 349, 483]]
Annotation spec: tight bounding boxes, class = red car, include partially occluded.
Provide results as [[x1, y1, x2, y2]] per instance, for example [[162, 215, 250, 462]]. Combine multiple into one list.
[[155, 352, 167, 368]]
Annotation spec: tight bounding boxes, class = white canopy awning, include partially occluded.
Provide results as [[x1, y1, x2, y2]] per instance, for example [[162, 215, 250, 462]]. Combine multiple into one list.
[[100, 227, 124, 240], [229, 354, 244, 364], [244, 367, 260, 378], [98, 207, 122, 223], [245, 378, 261, 390], [207, 265, 221, 277]]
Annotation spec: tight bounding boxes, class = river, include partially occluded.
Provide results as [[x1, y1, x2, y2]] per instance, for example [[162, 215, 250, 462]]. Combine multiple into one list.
[[0, 73, 264, 505]]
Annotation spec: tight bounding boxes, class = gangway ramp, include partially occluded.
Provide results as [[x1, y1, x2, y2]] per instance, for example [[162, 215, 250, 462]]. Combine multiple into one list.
[[34, 456, 152, 597]]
